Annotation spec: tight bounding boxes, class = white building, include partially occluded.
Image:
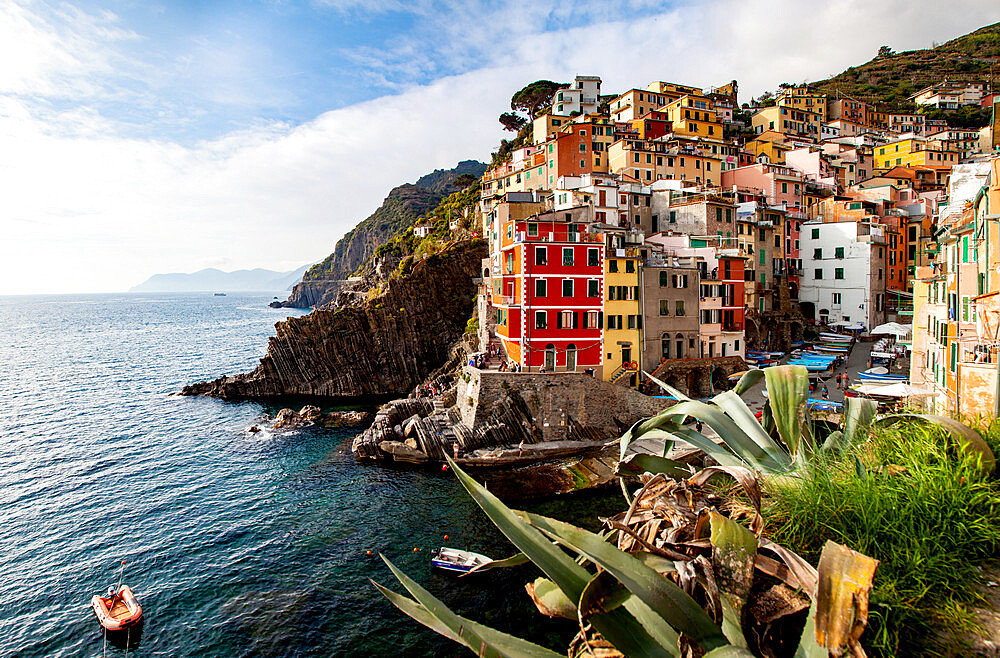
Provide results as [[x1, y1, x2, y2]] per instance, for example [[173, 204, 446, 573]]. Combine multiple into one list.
[[551, 75, 602, 116], [799, 220, 887, 330]]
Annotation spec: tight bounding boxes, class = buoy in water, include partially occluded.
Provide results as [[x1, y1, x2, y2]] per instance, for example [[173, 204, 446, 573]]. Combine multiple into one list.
[[444, 534, 449, 540], [366, 550, 372, 556], [413, 547, 420, 552], [441, 464, 448, 471]]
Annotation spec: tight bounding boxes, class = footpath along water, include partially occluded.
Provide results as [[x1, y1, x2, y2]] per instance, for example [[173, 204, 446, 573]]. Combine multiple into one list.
[[0, 293, 620, 656]]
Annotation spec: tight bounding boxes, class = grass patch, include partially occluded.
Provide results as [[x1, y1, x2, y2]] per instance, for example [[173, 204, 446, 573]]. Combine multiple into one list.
[[764, 422, 1000, 656]]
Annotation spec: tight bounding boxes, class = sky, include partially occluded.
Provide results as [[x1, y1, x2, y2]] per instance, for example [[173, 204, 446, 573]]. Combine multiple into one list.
[[1, 0, 998, 294]]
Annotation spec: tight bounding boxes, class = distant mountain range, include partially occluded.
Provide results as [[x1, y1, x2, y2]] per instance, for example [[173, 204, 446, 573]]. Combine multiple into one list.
[[129, 264, 311, 293]]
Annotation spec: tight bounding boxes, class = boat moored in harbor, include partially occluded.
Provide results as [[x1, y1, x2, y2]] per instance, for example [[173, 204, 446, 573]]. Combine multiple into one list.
[[430, 547, 492, 574]]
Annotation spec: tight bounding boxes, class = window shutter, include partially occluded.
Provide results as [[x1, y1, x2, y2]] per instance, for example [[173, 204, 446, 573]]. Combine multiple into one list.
[[572, 312, 579, 329], [556, 312, 563, 329]]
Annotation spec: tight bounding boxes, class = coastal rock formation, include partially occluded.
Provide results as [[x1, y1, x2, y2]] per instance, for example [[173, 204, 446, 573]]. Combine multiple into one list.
[[182, 240, 487, 400], [352, 368, 670, 463], [270, 405, 372, 431]]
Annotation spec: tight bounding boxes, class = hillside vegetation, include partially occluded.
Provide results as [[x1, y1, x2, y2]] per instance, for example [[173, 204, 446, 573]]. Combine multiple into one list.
[[303, 160, 486, 281], [806, 22, 1000, 113]]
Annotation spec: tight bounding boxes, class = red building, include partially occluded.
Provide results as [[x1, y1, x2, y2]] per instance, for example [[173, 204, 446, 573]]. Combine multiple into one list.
[[492, 206, 605, 371]]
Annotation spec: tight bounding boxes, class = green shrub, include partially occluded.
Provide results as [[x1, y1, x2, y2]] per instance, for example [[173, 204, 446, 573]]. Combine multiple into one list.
[[765, 423, 1000, 655]]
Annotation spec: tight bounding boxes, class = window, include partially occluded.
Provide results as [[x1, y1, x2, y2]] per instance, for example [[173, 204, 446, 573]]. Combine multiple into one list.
[[625, 260, 635, 273], [535, 247, 547, 265], [835, 268, 844, 280], [675, 301, 685, 316], [588, 279, 599, 297], [562, 248, 574, 266], [835, 246, 844, 259], [659, 300, 670, 316], [562, 279, 573, 297], [833, 293, 842, 305], [659, 271, 668, 287], [535, 311, 547, 329], [608, 260, 618, 273], [535, 279, 547, 297], [588, 248, 599, 267], [527, 223, 538, 237], [811, 228, 819, 239], [814, 268, 823, 279], [673, 274, 688, 288]]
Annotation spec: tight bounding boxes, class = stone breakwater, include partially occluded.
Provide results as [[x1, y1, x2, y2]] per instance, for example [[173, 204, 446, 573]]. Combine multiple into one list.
[[352, 368, 669, 464], [181, 240, 487, 400]]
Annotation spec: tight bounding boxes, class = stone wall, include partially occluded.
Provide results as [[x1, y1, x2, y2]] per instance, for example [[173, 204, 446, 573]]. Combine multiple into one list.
[[648, 356, 748, 398], [457, 367, 669, 441]]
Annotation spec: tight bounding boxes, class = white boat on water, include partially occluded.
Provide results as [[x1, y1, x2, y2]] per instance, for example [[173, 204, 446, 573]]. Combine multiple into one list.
[[431, 547, 492, 574]]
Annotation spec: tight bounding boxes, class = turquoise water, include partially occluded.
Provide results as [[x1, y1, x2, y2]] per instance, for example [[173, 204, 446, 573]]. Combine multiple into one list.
[[0, 293, 619, 656]]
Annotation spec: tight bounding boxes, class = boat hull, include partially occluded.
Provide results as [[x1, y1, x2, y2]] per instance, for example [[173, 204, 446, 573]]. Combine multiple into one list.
[[92, 586, 142, 631]]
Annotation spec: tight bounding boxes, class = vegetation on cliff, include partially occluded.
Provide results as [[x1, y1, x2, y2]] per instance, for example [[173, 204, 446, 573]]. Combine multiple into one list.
[[803, 21, 1000, 119], [374, 176, 484, 267], [302, 160, 486, 282]]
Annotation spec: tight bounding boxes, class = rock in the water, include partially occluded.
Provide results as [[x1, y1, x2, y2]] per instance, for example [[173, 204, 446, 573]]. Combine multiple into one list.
[[378, 440, 429, 463], [319, 410, 371, 426], [299, 405, 322, 421], [272, 408, 309, 430]]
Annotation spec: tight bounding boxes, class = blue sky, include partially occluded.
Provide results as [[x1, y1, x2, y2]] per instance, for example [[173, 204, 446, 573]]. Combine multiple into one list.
[[1, 0, 999, 294]]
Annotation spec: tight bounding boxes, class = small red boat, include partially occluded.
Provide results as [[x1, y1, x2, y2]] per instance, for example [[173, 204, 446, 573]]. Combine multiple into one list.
[[92, 585, 143, 631]]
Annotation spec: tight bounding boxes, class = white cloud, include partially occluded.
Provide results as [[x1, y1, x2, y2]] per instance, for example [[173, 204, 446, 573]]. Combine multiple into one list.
[[1, 0, 998, 294]]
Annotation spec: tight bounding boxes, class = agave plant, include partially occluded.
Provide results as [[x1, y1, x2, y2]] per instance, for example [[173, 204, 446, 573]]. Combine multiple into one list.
[[620, 365, 995, 484], [373, 457, 879, 657], [617, 366, 878, 482]]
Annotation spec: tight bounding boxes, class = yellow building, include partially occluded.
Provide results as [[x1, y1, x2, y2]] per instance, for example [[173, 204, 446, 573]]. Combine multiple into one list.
[[608, 138, 723, 186], [532, 113, 571, 144], [603, 248, 643, 387], [744, 135, 789, 164], [776, 86, 827, 123], [874, 137, 959, 173], [662, 93, 724, 139], [610, 88, 672, 122]]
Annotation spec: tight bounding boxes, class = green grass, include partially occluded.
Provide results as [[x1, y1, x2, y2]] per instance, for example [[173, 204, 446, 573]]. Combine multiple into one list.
[[764, 422, 1000, 656]]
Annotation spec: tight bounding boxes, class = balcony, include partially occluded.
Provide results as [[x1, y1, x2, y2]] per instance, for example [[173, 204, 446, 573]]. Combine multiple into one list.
[[722, 322, 744, 332]]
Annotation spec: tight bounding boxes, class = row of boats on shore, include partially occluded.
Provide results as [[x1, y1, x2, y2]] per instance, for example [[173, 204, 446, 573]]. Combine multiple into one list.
[[739, 331, 909, 409]]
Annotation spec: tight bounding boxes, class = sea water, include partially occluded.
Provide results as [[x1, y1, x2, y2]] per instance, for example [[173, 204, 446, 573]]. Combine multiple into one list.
[[0, 293, 619, 656]]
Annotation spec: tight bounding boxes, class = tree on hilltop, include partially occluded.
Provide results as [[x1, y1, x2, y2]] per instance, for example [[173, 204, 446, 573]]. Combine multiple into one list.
[[877, 45, 896, 59], [510, 80, 565, 118], [499, 111, 527, 132]]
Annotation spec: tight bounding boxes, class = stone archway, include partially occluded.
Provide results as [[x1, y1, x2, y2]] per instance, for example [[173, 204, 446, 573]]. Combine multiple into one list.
[[712, 367, 728, 391], [799, 301, 815, 322], [687, 369, 711, 398], [790, 321, 804, 344]]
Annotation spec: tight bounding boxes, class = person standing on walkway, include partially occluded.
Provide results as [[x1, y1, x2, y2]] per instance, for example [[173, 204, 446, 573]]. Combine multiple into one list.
[[822, 385, 829, 400]]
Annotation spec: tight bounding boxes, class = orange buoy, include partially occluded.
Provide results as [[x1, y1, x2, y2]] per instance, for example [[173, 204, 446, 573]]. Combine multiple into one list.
[[413, 547, 420, 552], [444, 535, 449, 540], [441, 464, 448, 471], [366, 550, 372, 556]]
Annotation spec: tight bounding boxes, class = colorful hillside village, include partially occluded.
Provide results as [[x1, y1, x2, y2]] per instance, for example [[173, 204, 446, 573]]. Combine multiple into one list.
[[473, 74, 1000, 408]]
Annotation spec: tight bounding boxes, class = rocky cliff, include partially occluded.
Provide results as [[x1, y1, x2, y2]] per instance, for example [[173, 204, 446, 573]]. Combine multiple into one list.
[[279, 160, 486, 308], [182, 239, 487, 399]]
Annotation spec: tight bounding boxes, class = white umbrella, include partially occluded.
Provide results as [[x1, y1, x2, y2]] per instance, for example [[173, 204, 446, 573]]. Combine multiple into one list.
[[870, 322, 912, 337]]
